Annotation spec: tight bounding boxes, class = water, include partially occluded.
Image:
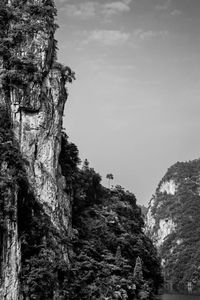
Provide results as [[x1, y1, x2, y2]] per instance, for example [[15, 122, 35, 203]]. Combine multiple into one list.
[[161, 294, 200, 300]]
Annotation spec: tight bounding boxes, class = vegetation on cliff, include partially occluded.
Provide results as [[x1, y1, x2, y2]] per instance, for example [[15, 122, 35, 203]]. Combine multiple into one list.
[[0, 0, 74, 104], [59, 133, 163, 299], [0, 107, 26, 252], [0, 0, 57, 86], [147, 159, 200, 293]]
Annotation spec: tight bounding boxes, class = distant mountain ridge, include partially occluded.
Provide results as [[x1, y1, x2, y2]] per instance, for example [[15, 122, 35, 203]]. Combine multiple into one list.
[[146, 158, 200, 293]]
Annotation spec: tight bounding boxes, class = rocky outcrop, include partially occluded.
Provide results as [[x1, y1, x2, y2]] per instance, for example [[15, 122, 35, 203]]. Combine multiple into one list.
[[0, 1, 73, 298], [159, 179, 177, 195], [146, 179, 177, 248], [146, 160, 200, 292], [11, 67, 70, 232]]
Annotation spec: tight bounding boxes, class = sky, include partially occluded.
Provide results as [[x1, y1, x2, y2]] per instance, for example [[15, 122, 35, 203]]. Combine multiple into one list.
[[55, 0, 200, 206]]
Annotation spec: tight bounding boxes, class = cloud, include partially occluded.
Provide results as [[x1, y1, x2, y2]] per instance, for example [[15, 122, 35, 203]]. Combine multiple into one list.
[[155, 0, 171, 10], [155, 1, 182, 17], [170, 9, 182, 17], [61, 0, 132, 19], [102, 0, 132, 16], [64, 2, 97, 19], [85, 30, 130, 46], [133, 29, 169, 41], [77, 28, 168, 49]]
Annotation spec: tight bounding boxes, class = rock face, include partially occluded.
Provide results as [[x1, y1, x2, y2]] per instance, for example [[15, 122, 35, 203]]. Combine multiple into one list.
[[0, 1, 73, 298], [0, 162, 21, 299], [146, 179, 177, 248], [159, 180, 176, 195], [12, 67, 70, 231], [146, 160, 200, 292]]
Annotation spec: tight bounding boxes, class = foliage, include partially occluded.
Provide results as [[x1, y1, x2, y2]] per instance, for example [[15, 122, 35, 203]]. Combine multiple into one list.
[[149, 159, 200, 293], [53, 62, 76, 83], [106, 173, 114, 188], [0, 107, 26, 232], [134, 257, 143, 283], [59, 131, 80, 194], [19, 207, 70, 300], [58, 136, 163, 299]]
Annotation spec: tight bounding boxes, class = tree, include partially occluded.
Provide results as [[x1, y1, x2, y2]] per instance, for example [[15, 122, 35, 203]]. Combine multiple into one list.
[[106, 173, 114, 189], [82, 159, 89, 170], [134, 256, 143, 282], [115, 245, 122, 266]]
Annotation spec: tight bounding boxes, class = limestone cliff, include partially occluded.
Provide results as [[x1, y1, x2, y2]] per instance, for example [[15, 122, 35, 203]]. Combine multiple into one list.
[[146, 159, 200, 292], [0, 1, 74, 299]]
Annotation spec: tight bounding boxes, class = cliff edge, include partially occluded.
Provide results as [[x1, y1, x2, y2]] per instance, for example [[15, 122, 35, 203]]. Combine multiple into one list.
[[0, 1, 73, 298]]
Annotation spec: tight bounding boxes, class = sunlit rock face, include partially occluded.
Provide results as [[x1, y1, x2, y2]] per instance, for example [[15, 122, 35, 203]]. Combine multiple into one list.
[[146, 197, 156, 230], [146, 160, 200, 291], [0, 1, 71, 298], [159, 180, 177, 195], [11, 67, 70, 231], [146, 179, 177, 247], [156, 219, 176, 247]]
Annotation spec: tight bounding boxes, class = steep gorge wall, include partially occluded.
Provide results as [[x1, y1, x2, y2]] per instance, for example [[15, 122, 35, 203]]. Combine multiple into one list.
[[0, 1, 73, 298], [146, 160, 200, 291]]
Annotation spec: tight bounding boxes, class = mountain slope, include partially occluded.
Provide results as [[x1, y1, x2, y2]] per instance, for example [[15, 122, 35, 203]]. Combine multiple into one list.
[[60, 139, 163, 299], [146, 159, 200, 292]]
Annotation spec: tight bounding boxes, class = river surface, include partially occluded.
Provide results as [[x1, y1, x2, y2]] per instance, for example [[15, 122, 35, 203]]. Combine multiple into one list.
[[160, 294, 200, 300]]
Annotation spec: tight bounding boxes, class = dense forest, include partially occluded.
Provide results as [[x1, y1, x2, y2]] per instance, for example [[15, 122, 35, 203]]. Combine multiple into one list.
[[146, 159, 200, 293], [59, 133, 163, 299]]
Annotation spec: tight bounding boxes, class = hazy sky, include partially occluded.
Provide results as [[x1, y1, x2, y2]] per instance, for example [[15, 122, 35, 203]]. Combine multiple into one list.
[[55, 0, 200, 205]]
